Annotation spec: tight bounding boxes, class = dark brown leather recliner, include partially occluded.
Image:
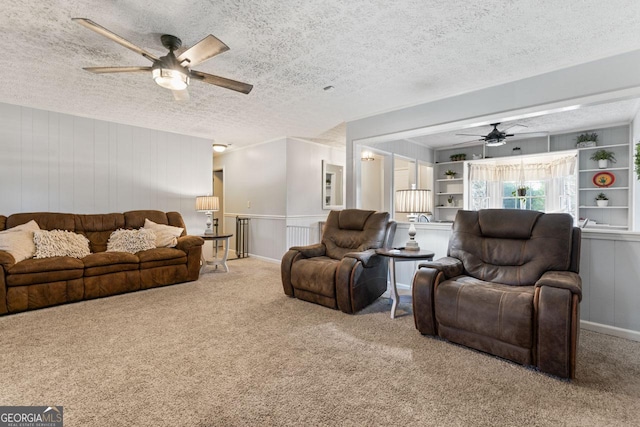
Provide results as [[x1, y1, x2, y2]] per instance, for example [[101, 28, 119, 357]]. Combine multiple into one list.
[[281, 209, 396, 314], [413, 209, 582, 378]]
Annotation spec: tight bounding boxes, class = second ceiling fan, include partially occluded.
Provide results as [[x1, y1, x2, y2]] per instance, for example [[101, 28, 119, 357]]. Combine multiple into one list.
[[74, 18, 253, 101], [456, 123, 547, 147]]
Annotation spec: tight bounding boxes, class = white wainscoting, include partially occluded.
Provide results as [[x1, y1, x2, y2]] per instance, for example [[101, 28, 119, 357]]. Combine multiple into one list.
[[0, 102, 212, 234]]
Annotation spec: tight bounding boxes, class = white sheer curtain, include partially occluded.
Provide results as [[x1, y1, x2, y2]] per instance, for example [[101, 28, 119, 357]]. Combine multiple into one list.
[[469, 155, 576, 212]]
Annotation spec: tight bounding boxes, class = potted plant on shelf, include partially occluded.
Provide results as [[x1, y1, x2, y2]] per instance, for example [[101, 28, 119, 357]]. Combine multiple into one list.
[[576, 132, 598, 148], [444, 170, 456, 179], [595, 192, 609, 207], [635, 143, 640, 181], [447, 196, 454, 207], [590, 149, 616, 169]]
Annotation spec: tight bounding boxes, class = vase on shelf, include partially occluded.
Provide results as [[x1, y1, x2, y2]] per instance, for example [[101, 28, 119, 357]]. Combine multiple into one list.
[[596, 200, 609, 207], [598, 159, 608, 169]]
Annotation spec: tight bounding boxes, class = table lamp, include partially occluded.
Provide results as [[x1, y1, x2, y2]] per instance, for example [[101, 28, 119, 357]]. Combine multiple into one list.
[[395, 186, 431, 251], [196, 195, 219, 235]]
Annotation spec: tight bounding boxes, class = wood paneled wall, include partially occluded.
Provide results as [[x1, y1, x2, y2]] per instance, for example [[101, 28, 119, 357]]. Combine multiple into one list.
[[0, 102, 212, 234]]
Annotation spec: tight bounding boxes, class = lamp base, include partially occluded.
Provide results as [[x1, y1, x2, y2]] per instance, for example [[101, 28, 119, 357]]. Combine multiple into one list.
[[405, 240, 420, 251], [204, 229, 214, 236]]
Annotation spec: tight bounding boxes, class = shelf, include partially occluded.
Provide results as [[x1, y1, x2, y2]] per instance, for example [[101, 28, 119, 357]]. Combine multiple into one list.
[[583, 224, 628, 229], [435, 160, 466, 165], [436, 206, 461, 209], [579, 206, 628, 209], [579, 187, 629, 191], [436, 192, 463, 196], [436, 178, 463, 182], [578, 143, 629, 151], [580, 167, 629, 172]]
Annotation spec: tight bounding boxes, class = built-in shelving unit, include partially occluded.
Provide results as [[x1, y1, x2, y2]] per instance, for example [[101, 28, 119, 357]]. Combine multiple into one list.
[[433, 124, 632, 229]]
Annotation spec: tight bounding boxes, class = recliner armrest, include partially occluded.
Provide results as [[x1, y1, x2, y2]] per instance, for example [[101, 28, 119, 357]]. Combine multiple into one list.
[[290, 243, 326, 258], [343, 249, 380, 268], [417, 256, 463, 279], [535, 271, 582, 302]]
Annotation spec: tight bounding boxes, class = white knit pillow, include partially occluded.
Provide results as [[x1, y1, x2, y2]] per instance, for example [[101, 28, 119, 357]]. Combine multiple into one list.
[[34, 229, 91, 259], [0, 220, 41, 263], [143, 218, 183, 248], [107, 229, 156, 254]]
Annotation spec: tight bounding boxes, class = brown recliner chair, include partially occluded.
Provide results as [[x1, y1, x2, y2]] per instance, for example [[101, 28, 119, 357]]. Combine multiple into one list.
[[413, 209, 582, 378], [281, 209, 396, 314]]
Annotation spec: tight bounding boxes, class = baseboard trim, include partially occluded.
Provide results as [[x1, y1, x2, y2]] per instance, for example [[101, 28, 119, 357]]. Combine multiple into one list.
[[580, 320, 640, 342]]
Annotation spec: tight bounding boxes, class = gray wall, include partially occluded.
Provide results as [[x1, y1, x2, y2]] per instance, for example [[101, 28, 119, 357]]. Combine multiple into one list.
[[0, 102, 212, 233]]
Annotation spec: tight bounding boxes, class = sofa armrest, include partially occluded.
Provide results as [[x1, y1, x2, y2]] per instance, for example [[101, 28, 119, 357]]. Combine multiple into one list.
[[417, 257, 463, 280], [176, 235, 205, 252], [343, 249, 380, 268], [535, 271, 582, 302], [0, 250, 16, 270], [289, 243, 326, 258]]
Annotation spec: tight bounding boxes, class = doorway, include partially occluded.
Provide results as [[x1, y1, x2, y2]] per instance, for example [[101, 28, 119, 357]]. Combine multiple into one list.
[[213, 169, 224, 251]]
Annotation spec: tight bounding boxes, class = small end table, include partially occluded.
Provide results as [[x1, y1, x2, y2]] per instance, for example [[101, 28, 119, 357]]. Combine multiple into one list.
[[199, 234, 233, 273], [376, 248, 435, 319]]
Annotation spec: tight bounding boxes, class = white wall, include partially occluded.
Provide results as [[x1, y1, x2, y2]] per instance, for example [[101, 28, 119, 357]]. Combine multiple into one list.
[[214, 137, 344, 261], [0, 102, 212, 233]]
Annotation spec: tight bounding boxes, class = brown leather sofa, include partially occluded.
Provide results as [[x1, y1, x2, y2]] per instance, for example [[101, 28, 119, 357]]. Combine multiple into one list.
[[281, 209, 396, 314], [412, 209, 582, 378], [0, 210, 204, 315]]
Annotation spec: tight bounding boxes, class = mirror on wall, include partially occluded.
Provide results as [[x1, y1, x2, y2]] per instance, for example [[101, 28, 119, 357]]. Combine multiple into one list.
[[322, 161, 344, 210]]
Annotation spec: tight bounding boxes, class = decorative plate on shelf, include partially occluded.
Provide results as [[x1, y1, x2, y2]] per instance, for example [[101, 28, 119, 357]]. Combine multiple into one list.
[[592, 171, 615, 187]]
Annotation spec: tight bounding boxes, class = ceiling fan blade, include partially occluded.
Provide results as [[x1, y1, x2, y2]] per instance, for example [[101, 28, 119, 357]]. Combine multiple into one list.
[[172, 89, 190, 101], [73, 18, 159, 62], [452, 138, 483, 146], [455, 133, 486, 137], [502, 123, 528, 132], [512, 132, 549, 137], [83, 66, 151, 74], [190, 70, 253, 94], [177, 35, 229, 67]]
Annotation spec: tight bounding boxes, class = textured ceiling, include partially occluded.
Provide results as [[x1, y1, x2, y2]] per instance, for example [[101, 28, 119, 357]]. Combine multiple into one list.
[[2, 1, 640, 148]]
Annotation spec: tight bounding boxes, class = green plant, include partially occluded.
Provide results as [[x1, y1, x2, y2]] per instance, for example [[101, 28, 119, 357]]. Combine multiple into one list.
[[577, 132, 598, 143], [444, 170, 456, 176], [447, 196, 454, 203], [595, 192, 608, 201], [589, 149, 616, 163]]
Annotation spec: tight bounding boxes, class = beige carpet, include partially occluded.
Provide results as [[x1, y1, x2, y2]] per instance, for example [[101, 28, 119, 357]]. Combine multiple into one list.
[[1, 258, 639, 427]]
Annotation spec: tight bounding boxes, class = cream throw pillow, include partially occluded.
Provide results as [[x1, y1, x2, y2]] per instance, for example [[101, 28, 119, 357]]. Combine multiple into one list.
[[107, 229, 157, 254], [143, 219, 183, 248], [0, 220, 41, 263], [34, 229, 91, 259]]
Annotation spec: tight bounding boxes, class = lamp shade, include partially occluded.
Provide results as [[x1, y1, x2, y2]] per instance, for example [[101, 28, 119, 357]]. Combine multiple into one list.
[[395, 189, 431, 213], [196, 196, 219, 212]]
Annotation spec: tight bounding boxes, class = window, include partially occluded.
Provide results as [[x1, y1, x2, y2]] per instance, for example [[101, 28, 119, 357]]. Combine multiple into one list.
[[469, 154, 577, 217]]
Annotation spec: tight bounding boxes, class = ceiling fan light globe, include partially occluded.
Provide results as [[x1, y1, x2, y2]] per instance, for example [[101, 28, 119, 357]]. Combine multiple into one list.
[[152, 68, 189, 90], [212, 144, 227, 152], [486, 139, 506, 147]]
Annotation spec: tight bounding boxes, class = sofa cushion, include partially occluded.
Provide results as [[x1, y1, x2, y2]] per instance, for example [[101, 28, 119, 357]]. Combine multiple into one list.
[[34, 229, 91, 259], [322, 210, 390, 260], [7, 212, 75, 231], [138, 248, 187, 269], [435, 276, 535, 349], [449, 210, 574, 286], [107, 229, 156, 254], [6, 257, 84, 286], [0, 220, 40, 263], [291, 256, 339, 298], [75, 213, 125, 253], [82, 252, 140, 277], [124, 210, 169, 229]]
